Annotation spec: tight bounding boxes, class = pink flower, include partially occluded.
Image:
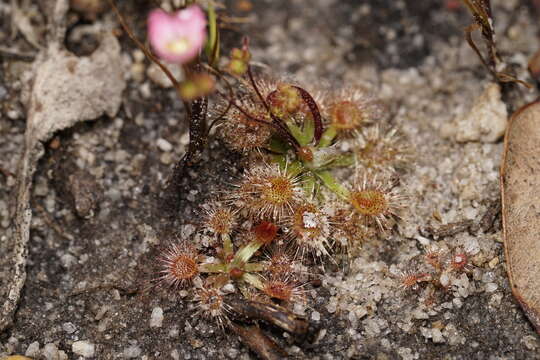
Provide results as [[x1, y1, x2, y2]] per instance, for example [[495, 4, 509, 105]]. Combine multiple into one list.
[[147, 5, 207, 64]]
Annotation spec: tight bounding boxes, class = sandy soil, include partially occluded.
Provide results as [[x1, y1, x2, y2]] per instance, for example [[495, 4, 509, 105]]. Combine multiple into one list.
[[1, 0, 539, 359]]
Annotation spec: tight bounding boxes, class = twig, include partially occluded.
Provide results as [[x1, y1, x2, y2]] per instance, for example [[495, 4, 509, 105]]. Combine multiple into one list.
[[69, 283, 139, 297], [226, 297, 309, 335], [479, 198, 501, 233], [228, 322, 288, 360], [35, 203, 74, 242], [420, 220, 474, 239], [0, 46, 36, 61]]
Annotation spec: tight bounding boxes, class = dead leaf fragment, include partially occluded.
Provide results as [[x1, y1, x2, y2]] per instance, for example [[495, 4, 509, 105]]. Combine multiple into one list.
[[501, 100, 540, 334]]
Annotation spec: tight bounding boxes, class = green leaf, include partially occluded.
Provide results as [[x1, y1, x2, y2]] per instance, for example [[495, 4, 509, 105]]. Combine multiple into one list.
[[302, 172, 317, 198], [199, 263, 227, 273], [325, 153, 355, 169], [286, 120, 308, 146], [315, 170, 349, 200], [285, 160, 304, 178], [222, 234, 233, 259], [244, 263, 266, 272], [241, 273, 265, 290], [232, 240, 264, 266], [267, 136, 289, 154], [301, 116, 315, 146], [318, 125, 338, 148]]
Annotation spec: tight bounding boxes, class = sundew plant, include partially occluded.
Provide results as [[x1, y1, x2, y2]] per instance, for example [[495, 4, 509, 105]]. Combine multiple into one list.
[[111, 0, 413, 356]]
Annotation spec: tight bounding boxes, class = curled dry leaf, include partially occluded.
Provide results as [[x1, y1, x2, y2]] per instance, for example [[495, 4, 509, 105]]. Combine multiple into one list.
[[501, 100, 540, 334], [0, 0, 125, 332]]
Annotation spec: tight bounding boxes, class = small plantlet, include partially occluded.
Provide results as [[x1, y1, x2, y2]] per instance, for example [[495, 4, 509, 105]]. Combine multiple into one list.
[[347, 174, 404, 230], [194, 284, 231, 329], [397, 270, 431, 291], [204, 203, 237, 236], [331, 209, 376, 254], [155, 241, 200, 291], [353, 126, 412, 173], [266, 248, 295, 276], [323, 86, 386, 134], [232, 162, 303, 220], [262, 274, 305, 303], [287, 202, 332, 258], [424, 245, 445, 272], [220, 106, 273, 152], [448, 248, 473, 273]]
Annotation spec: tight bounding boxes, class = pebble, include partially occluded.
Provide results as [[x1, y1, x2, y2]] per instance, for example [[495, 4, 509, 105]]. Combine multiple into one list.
[[293, 303, 306, 316], [72, 341, 95, 358], [488, 257, 499, 268], [123, 345, 142, 358], [453, 83, 507, 143], [171, 349, 180, 360], [452, 298, 463, 309], [7, 109, 20, 119], [485, 282, 498, 292], [160, 152, 174, 165], [431, 328, 445, 343], [139, 82, 152, 99], [131, 62, 146, 83], [60, 254, 77, 269], [150, 307, 164, 328], [221, 283, 235, 294], [326, 300, 337, 314], [42, 343, 60, 360], [5, 337, 19, 354], [522, 335, 539, 350], [311, 311, 321, 321], [439, 273, 450, 287], [62, 322, 77, 334], [25, 342, 40, 357], [157, 138, 173, 152]]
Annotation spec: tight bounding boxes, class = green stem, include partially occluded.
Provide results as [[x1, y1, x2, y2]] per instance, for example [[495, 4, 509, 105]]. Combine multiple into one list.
[[204, 3, 219, 67]]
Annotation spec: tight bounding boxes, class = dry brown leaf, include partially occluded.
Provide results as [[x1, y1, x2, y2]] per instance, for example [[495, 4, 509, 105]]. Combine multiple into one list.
[[501, 100, 540, 334], [0, 0, 125, 332]]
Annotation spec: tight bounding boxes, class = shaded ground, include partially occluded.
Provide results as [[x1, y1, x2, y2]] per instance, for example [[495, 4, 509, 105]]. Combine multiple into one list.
[[1, 0, 540, 359]]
